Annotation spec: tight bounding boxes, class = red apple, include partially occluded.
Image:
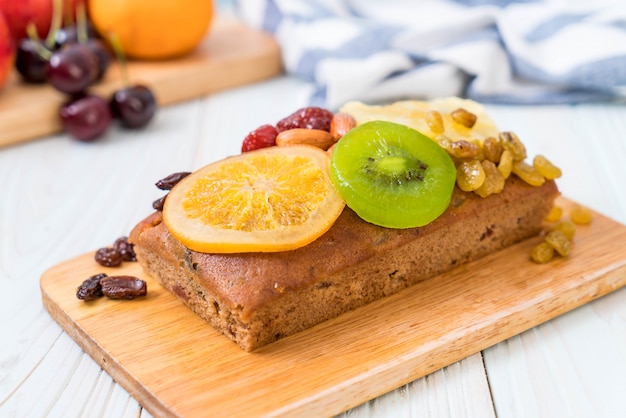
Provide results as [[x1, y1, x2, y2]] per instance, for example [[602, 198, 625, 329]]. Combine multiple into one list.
[[0, 0, 53, 41], [0, 0, 84, 42], [0, 11, 15, 91]]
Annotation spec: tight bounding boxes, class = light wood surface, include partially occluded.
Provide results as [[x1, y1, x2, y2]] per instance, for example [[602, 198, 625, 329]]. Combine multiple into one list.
[[0, 17, 282, 148], [40, 197, 626, 417]]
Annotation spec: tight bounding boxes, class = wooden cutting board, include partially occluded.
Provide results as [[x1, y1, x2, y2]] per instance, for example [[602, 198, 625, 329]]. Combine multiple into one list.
[[40, 197, 626, 417], [0, 17, 282, 148]]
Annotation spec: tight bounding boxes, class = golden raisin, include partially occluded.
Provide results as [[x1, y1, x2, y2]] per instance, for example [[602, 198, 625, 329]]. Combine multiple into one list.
[[533, 155, 562, 180], [451, 108, 477, 128], [499, 131, 526, 161], [456, 160, 486, 191], [483, 136, 502, 163], [545, 206, 563, 222], [446, 140, 480, 160], [553, 220, 576, 240], [512, 161, 545, 186], [497, 149, 513, 179], [475, 160, 505, 198], [426, 110, 445, 134], [545, 230, 571, 257], [531, 242, 555, 264], [570, 204, 593, 225]]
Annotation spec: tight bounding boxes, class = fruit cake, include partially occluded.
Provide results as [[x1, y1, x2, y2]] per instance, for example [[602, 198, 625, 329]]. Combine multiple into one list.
[[129, 98, 561, 352]]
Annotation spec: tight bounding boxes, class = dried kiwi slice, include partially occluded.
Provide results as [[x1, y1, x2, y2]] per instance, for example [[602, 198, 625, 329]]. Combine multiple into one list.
[[330, 121, 456, 228]]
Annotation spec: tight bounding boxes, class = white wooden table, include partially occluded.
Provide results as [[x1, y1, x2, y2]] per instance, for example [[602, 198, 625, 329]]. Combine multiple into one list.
[[1, 75, 626, 417]]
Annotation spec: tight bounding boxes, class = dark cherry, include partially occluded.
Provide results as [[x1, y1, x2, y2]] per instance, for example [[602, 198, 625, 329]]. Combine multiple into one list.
[[46, 43, 99, 94], [110, 85, 157, 128], [15, 39, 49, 83], [84, 39, 111, 81], [54, 23, 99, 49], [59, 94, 112, 141]]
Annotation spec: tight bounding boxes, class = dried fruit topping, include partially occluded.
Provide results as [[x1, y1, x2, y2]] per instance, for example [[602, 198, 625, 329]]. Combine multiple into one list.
[[570, 204, 593, 225], [456, 160, 485, 192], [426, 110, 444, 134], [499, 131, 526, 161], [553, 220, 576, 240], [100, 276, 147, 299], [153, 195, 167, 211], [241, 124, 278, 153], [156, 172, 192, 190], [95, 236, 137, 266], [163, 145, 345, 253], [474, 160, 505, 198], [113, 236, 137, 262], [94, 246, 123, 267], [483, 136, 503, 163], [545, 205, 563, 222], [76, 273, 107, 300], [497, 149, 513, 179], [531, 204, 591, 264], [450, 108, 477, 128], [276, 107, 334, 133], [511, 161, 545, 187], [533, 155, 562, 180], [545, 230, 571, 257], [531, 242, 555, 264]]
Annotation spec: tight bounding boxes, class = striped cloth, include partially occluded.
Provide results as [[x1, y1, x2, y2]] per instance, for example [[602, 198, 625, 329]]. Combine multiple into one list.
[[235, 0, 626, 109]]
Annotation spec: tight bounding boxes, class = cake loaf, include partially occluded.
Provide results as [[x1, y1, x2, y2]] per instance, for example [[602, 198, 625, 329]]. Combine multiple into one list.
[[130, 176, 558, 351]]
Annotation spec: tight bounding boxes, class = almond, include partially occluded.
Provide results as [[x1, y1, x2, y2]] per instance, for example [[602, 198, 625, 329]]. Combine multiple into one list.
[[330, 112, 356, 139], [276, 128, 336, 150]]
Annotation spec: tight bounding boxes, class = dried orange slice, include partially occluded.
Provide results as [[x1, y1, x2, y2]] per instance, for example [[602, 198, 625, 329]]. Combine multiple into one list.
[[163, 145, 345, 253]]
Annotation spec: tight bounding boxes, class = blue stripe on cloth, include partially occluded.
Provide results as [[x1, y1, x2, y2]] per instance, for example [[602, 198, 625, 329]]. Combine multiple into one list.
[[294, 25, 405, 80], [524, 13, 589, 42]]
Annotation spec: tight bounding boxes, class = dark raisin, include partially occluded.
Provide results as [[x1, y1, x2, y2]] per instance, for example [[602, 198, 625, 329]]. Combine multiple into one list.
[[76, 273, 107, 300], [276, 107, 334, 133], [94, 247, 123, 267], [100, 275, 147, 299], [153, 194, 167, 211], [155, 171, 191, 190], [113, 236, 136, 262]]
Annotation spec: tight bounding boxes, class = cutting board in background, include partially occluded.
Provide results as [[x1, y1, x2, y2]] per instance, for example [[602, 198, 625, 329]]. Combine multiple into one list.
[[0, 17, 282, 148], [40, 197, 626, 417]]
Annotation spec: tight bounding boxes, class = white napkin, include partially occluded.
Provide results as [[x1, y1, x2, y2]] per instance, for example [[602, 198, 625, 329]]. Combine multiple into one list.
[[235, 0, 626, 109]]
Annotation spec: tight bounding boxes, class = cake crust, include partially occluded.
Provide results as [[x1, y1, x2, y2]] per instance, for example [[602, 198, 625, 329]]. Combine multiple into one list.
[[130, 176, 559, 352]]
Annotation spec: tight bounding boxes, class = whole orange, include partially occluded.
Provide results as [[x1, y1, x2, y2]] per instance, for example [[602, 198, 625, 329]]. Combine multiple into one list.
[[88, 0, 213, 60]]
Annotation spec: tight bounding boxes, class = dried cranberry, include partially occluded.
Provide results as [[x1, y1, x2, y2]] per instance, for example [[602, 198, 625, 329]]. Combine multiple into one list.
[[94, 247, 123, 267], [276, 107, 334, 133], [113, 236, 136, 262], [241, 124, 278, 152], [76, 273, 107, 300], [155, 171, 191, 190], [100, 275, 147, 299]]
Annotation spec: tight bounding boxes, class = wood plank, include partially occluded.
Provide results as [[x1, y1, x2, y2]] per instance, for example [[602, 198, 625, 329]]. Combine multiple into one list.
[[39, 197, 626, 417], [0, 17, 282, 148]]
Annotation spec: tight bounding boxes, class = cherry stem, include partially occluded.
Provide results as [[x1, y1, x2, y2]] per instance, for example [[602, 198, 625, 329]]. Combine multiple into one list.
[[45, 0, 64, 48], [27, 23, 52, 60], [76, 1, 88, 44], [108, 31, 130, 87]]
